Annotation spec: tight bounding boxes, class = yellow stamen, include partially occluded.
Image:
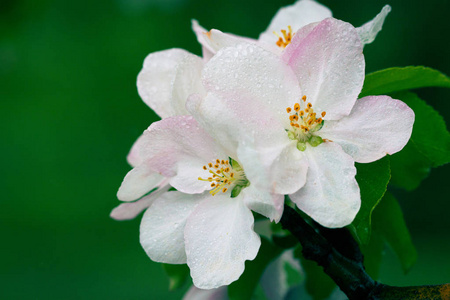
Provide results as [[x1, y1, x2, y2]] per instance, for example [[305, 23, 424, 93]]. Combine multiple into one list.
[[274, 25, 294, 49], [198, 159, 242, 196]]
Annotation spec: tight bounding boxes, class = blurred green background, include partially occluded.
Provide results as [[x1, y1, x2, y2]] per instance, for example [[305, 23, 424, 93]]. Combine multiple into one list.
[[1, 0, 449, 299]]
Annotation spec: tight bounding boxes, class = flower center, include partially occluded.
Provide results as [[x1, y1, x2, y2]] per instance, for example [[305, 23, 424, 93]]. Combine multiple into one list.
[[198, 158, 249, 197], [286, 95, 327, 151], [274, 26, 294, 48]]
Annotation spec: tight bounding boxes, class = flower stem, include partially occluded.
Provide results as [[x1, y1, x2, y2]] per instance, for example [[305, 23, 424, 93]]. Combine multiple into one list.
[[279, 204, 450, 299]]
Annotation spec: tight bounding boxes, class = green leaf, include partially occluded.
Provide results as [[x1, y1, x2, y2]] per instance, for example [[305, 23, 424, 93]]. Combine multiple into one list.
[[360, 66, 450, 97], [372, 192, 418, 273], [351, 157, 391, 244], [228, 238, 282, 300], [389, 140, 431, 190], [162, 264, 190, 291], [294, 246, 336, 300], [391, 91, 450, 167]]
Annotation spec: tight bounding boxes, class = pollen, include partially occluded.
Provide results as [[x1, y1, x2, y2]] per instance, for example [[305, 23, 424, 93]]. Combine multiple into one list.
[[285, 96, 327, 136], [274, 25, 294, 49], [198, 158, 245, 196]]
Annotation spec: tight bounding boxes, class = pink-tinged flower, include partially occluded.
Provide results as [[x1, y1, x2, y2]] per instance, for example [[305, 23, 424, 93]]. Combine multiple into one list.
[[188, 18, 414, 228], [193, 0, 391, 56], [124, 115, 297, 288], [112, 0, 391, 220], [111, 48, 207, 219]]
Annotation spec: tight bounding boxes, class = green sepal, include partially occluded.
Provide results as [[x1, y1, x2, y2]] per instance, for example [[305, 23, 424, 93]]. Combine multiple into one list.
[[297, 141, 306, 151], [230, 185, 243, 198], [309, 136, 323, 147]]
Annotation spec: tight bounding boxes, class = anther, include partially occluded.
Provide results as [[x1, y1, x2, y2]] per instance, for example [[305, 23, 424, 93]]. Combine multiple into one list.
[[294, 103, 300, 111], [321, 111, 326, 117], [302, 95, 307, 101], [286, 107, 292, 113]]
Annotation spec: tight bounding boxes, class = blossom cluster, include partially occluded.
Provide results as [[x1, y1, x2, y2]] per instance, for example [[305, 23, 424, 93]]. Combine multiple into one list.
[[112, 0, 414, 291]]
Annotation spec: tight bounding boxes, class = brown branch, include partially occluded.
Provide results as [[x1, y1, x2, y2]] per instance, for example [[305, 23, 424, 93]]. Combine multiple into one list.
[[279, 204, 450, 300]]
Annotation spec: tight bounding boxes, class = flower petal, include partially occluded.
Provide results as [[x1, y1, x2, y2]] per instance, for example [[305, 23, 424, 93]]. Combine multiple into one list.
[[183, 285, 228, 300], [320, 95, 415, 163], [141, 115, 227, 194], [191, 20, 215, 61], [283, 18, 364, 120], [117, 164, 164, 201], [357, 5, 391, 45], [140, 191, 204, 264], [187, 43, 300, 156], [137, 48, 205, 118], [126, 133, 146, 167], [259, 0, 332, 46], [236, 141, 306, 221], [192, 20, 257, 59], [290, 142, 360, 228], [241, 185, 284, 223], [185, 195, 260, 289], [110, 179, 170, 220]]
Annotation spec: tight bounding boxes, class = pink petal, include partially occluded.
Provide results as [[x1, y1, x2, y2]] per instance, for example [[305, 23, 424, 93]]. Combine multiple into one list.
[[283, 18, 364, 120], [141, 115, 227, 194]]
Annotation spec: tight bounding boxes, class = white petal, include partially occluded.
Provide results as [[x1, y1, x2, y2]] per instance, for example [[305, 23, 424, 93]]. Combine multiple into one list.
[[241, 185, 284, 223], [191, 20, 215, 61], [110, 179, 170, 220], [141, 116, 227, 194], [185, 195, 261, 289], [320, 96, 415, 163], [126, 133, 146, 167], [187, 43, 300, 156], [183, 285, 229, 300], [192, 20, 257, 59], [137, 48, 205, 118], [259, 0, 332, 47], [236, 141, 306, 222], [290, 143, 360, 228], [117, 164, 164, 201], [283, 18, 364, 120], [357, 5, 391, 45], [140, 191, 204, 264]]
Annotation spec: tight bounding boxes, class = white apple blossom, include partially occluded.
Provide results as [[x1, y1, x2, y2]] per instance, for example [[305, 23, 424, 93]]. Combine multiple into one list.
[[192, 0, 391, 56], [121, 114, 308, 288], [187, 18, 414, 228], [112, 0, 391, 220]]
